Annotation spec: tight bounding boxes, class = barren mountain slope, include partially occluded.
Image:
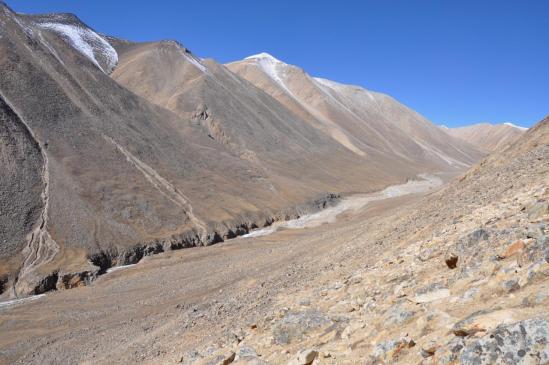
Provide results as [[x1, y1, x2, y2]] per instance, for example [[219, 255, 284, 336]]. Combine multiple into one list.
[[0, 4, 486, 300], [179, 117, 548, 364], [0, 5, 267, 297], [0, 119, 544, 364], [112, 44, 487, 181], [111, 40, 413, 197], [0, 5, 356, 299], [227, 53, 484, 169], [446, 122, 527, 152]]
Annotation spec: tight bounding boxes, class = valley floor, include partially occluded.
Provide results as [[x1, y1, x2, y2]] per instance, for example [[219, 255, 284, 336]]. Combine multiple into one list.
[[0, 144, 547, 365], [0, 174, 446, 364]]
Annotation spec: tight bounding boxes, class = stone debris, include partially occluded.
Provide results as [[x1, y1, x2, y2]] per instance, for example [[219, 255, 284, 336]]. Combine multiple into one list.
[[180, 138, 549, 364], [288, 349, 318, 365], [460, 318, 549, 365]]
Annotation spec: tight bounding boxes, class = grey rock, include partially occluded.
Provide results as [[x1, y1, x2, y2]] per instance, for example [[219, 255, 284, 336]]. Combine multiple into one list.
[[437, 337, 466, 364], [180, 350, 202, 365], [461, 287, 479, 302], [372, 339, 401, 360], [525, 235, 549, 264], [292, 349, 318, 365], [372, 336, 415, 362], [460, 318, 549, 365], [386, 303, 416, 325], [219, 351, 236, 365], [272, 310, 332, 345], [237, 346, 258, 359], [446, 228, 494, 278], [464, 229, 491, 246], [527, 201, 549, 220], [525, 224, 546, 239], [502, 279, 520, 293]]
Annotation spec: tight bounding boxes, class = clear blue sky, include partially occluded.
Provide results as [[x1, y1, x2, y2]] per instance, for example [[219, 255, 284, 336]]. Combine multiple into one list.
[[11, 0, 549, 128]]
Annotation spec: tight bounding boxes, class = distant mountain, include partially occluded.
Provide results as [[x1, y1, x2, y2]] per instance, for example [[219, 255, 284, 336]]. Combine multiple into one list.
[[227, 53, 482, 169], [444, 123, 527, 152], [0, 2, 485, 298]]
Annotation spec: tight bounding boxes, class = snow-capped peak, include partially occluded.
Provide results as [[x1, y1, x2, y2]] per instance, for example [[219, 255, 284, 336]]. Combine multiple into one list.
[[244, 52, 283, 63], [503, 122, 528, 131], [244, 52, 293, 94], [37, 22, 118, 73]]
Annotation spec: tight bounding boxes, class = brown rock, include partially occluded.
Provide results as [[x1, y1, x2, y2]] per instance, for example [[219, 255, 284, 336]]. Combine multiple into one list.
[[445, 254, 459, 269], [290, 349, 318, 365], [221, 351, 236, 365], [420, 342, 438, 358], [499, 240, 526, 259]]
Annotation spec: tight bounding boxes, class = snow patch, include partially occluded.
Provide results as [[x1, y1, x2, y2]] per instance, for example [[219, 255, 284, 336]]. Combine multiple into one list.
[[106, 264, 136, 274], [175, 47, 209, 74], [245, 52, 283, 62], [0, 294, 45, 310], [37, 22, 118, 73], [185, 54, 208, 73], [245, 52, 293, 94], [503, 122, 528, 131], [244, 55, 367, 157], [314, 77, 380, 109], [314, 77, 342, 90]]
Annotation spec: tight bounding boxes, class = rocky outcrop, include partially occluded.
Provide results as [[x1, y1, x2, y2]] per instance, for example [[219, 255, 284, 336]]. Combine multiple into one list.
[[85, 193, 341, 275], [459, 318, 549, 365], [1, 192, 342, 298]]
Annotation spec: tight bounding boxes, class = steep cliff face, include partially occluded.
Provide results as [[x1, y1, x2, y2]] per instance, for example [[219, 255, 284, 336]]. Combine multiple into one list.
[[0, 97, 45, 295]]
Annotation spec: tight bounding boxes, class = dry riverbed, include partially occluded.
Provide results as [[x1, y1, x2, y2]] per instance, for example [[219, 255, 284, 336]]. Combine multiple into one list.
[[0, 173, 448, 365]]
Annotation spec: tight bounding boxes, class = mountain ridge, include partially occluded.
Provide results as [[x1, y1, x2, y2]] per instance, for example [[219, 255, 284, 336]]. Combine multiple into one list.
[[445, 122, 527, 152], [1, 3, 484, 299]]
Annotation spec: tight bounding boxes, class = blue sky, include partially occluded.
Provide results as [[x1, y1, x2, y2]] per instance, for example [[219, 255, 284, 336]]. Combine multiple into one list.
[[11, 0, 549, 128]]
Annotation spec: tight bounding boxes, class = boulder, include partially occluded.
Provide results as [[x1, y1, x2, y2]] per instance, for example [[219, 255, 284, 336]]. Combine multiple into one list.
[[460, 318, 549, 364], [288, 349, 318, 365], [452, 309, 517, 337], [272, 310, 332, 345], [527, 201, 549, 220], [500, 240, 526, 259]]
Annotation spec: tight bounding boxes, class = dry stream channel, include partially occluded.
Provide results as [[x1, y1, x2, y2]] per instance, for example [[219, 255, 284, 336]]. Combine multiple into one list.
[[0, 173, 442, 309]]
